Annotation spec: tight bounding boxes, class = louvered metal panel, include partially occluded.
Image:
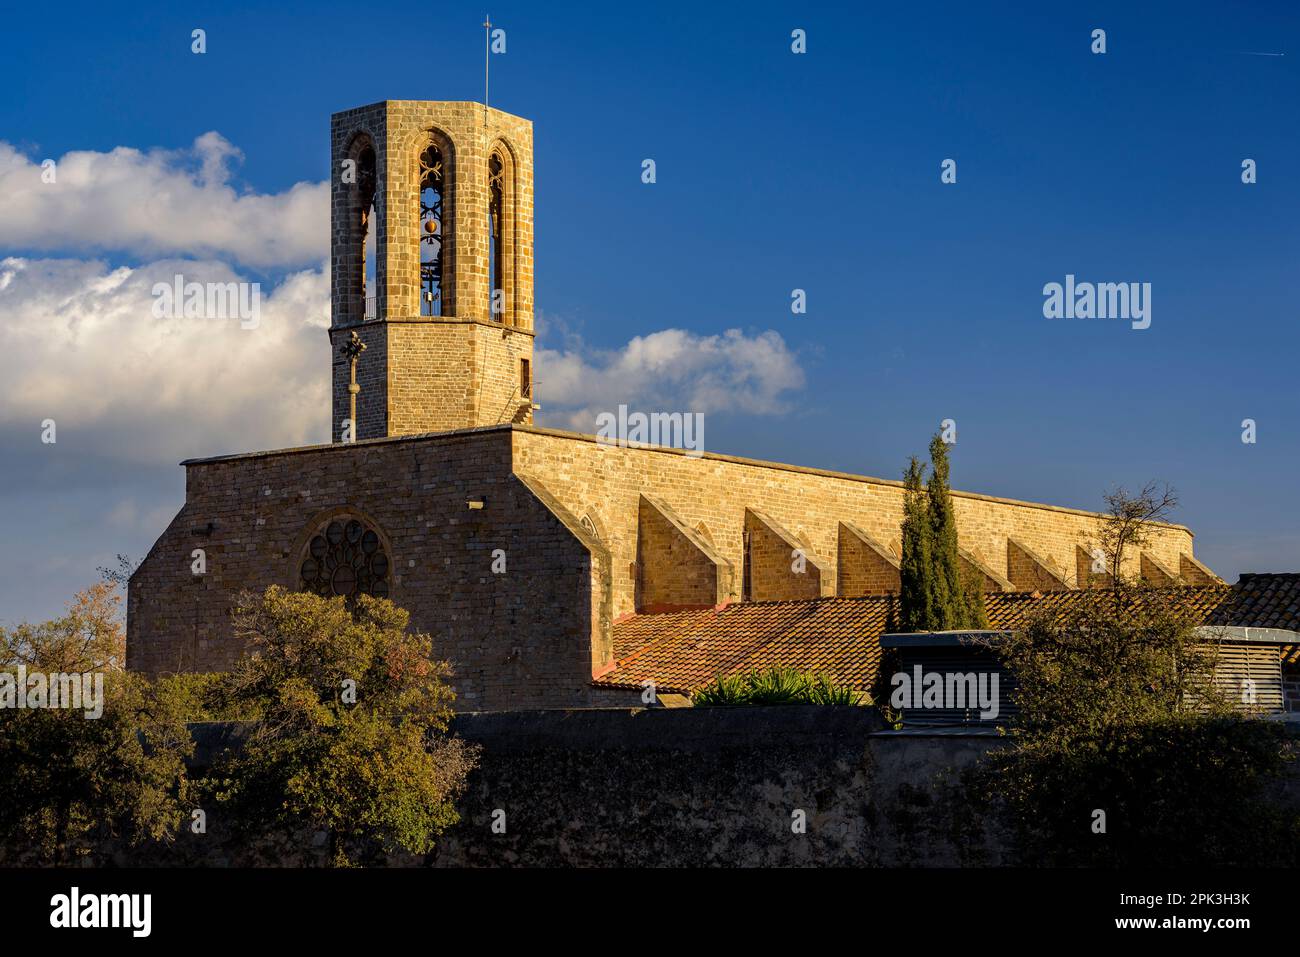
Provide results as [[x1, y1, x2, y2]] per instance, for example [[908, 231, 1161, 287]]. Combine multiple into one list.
[[893, 648, 1017, 728], [894, 640, 1285, 728], [1207, 642, 1284, 713]]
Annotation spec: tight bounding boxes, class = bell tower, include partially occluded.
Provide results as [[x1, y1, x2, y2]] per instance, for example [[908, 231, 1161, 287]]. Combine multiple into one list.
[[329, 101, 536, 442]]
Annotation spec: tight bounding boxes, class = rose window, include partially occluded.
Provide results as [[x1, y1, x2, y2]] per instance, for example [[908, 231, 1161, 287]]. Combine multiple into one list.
[[300, 518, 390, 599]]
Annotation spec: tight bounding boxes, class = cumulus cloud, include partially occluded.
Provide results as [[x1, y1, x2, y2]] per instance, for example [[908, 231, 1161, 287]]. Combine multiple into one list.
[[0, 134, 327, 268], [535, 327, 805, 432], [0, 255, 330, 465]]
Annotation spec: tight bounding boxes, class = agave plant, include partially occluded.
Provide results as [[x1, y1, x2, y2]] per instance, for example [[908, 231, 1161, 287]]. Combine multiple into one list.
[[693, 667, 866, 707], [693, 671, 751, 706]]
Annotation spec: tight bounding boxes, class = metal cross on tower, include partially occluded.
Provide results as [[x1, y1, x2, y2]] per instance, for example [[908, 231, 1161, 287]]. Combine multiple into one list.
[[341, 331, 366, 443], [483, 14, 492, 127]]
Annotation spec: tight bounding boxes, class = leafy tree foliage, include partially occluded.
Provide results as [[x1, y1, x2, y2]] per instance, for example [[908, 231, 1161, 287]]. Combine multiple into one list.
[[0, 584, 192, 864], [210, 586, 478, 866], [974, 487, 1298, 865]]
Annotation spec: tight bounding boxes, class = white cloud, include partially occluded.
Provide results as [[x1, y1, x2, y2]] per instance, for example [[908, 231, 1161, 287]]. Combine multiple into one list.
[[0, 134, 327, 268], [535, 327, 805, 431], [0, 131, 809, 475], [0, 255, 330, 464]]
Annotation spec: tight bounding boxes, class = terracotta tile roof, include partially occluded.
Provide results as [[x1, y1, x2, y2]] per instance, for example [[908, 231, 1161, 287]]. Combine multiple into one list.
[[981, 584, 1233, 631], [598, 577, 1300, 695], [1205, 573, 1300, 631], [604, 598, 889, 695], [1206, 573, 1300, 665]]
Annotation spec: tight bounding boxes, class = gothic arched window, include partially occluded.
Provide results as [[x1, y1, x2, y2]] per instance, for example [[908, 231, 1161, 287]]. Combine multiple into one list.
[[419, 143, 446, 316], [357, 146, 377, 320], [300, 518, 391, 599], [342, 135, 377, 324], [488, 150, 505, 322]]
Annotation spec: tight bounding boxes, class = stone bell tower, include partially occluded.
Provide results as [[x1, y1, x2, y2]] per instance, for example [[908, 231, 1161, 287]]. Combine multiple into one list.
[[329, 101, 535, 442]]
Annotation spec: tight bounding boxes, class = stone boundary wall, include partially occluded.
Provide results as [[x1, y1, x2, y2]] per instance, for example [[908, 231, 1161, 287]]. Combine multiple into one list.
[[432, 706, 1006, 866], [24, 707, 1300, 867], [164, 707, 1006, 867]]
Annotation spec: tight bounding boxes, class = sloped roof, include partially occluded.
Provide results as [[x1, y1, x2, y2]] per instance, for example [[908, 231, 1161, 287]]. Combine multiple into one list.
[[607, 598, 890, 694], [1206, 573, 1300, 631], [599, 577, 1300, 695]]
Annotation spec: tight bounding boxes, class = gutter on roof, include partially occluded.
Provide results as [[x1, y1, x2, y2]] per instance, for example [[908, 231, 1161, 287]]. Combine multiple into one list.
[[880, 630, 1011, 649], [1194, 626, 1300, 645]]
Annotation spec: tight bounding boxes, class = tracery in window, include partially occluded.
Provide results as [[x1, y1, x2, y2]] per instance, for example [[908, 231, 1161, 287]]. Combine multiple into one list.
[[300, 518, 390, 599]]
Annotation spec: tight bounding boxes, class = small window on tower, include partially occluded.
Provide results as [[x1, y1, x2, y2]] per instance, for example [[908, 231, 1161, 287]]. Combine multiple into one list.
[[520, 358, 531, 399]]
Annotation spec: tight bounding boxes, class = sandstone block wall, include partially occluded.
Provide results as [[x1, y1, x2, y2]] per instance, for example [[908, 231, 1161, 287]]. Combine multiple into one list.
[[511, 427, 1201, 621], [635, 494, 730, 610], [837, 522, 903, 597], [745, 508, 827, 602], [127, 430, 603, 711]]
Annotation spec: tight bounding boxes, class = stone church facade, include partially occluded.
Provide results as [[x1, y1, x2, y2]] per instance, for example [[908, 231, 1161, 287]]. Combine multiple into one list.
[[126, 100, 1215, 710]]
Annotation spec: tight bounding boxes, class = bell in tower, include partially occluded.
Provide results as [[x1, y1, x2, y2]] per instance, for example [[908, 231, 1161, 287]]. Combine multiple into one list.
[[327, 100, 536, 443], [419, 143, 445, 316]]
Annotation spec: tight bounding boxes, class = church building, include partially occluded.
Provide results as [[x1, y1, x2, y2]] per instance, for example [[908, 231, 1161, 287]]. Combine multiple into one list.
[[126, 100, 1216, 710]]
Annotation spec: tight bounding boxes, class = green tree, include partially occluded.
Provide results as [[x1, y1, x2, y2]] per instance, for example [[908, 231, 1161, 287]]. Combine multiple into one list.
[[899, 456, 934, 631], [211, 586, 478, 867], [900, 436, 985, 631], [926, 434, 966, 629], [963, 564, 988, 629], [0, 584, 193, 864], [972, 487, 1298, 865]]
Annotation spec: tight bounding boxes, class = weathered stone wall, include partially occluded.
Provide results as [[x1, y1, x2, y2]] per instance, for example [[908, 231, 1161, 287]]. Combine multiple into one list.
[[511, 427, 1200, 619], [34, 708, 1300, 868], [745, 508, 827, 602], [62, 709, 1008, 867], [126, 429, 608, 711], [432, 708, 1005, 867], [635, 495, 728, 610], [837, 522, 902, 597]]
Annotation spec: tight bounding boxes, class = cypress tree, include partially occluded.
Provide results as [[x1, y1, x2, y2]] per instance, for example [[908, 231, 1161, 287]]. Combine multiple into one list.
[[926, 433, 965, 629], [899, 456, 933, 631], [964, 563, 989, 629]]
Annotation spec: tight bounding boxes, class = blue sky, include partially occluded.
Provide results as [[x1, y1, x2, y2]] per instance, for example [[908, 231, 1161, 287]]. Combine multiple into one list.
[[1, 1, 1298, 623]]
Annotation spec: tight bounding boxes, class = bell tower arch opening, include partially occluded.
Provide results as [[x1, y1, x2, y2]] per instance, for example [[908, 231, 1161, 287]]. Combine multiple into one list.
[[417, 137, 450, 316]]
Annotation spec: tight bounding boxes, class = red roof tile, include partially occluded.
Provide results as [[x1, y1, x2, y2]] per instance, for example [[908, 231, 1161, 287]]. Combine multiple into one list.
[[598, 578, 1300, 695]]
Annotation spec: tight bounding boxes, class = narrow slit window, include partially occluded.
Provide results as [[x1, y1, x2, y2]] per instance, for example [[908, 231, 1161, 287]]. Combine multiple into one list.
[[520, 358, 531, 399], [356, 145, 376, 321]]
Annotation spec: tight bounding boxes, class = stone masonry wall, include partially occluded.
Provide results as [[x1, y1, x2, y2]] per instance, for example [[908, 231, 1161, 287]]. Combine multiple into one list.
[[127, 429, 604, 711], [385, 320, 534, 436], [838, 523, 903, 596], [511, 427, 1200, 620], [745, 508, 827, 602], [24, 708, 1300, 867], [635, 495, 725, 610], [63, 708, 1007, 867]]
